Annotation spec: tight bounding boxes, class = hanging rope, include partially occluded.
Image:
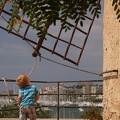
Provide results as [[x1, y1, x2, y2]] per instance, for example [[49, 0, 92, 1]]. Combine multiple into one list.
[[1, 14, 102, 76], [0, 14, 37, 51], [2, 56, 38, 105], [2, 78, 18, 105], [1, 14, 105, 78], [27, 57, 37, 77], [40, 55, 101, 76]]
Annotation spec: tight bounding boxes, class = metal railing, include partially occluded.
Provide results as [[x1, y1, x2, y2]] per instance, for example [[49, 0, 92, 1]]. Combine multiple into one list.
[[0, 79, 103, 119]]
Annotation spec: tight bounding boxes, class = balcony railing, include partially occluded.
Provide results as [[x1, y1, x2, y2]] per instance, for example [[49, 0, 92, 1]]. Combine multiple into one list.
[[0, 79, 103, 119]]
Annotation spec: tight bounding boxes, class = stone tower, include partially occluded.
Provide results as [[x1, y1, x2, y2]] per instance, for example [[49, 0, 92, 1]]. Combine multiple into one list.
[[103, 0, 120, 120]]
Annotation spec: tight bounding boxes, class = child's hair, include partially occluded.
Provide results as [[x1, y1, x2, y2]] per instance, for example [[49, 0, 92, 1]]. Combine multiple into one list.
[[16, 74, 30, 88]]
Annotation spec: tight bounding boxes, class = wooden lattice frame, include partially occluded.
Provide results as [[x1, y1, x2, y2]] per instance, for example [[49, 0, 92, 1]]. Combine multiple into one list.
[[0, 0, 100, 66]]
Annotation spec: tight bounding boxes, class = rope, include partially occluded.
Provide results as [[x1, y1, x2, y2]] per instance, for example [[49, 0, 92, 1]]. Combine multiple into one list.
[[0, 14, 36, 51], [41, 55, 101, 76], [2, 3, 117, 77], [2, 56, 37, 105], [0, 15, 101, 76], [0, 14, 102, 76], [1, 14, 40, 76], [27, 57, 37, 77], [1, 13, 104, 77], [41, 55, 118, 76], [2, 78, 18, 105], [0, 15, 40, 104]]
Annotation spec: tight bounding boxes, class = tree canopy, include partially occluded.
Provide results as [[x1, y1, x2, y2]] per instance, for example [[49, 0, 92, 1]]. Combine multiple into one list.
[[0, 0, 119, 58], [0, 0, 102, 36]]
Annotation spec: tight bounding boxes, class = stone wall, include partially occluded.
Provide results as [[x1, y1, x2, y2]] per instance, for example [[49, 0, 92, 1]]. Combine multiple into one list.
[[103, 0, 120, 120]]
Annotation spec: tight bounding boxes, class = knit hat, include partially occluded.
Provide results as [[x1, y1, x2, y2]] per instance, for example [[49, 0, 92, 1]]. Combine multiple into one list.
[[16, 74, 30, 88]]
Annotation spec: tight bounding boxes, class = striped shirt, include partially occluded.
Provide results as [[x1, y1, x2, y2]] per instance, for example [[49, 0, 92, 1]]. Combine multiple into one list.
[[19, 85, 40, 106]]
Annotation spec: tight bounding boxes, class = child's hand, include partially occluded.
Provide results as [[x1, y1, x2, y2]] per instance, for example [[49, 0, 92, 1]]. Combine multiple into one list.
[[17, 104, 20, 108]]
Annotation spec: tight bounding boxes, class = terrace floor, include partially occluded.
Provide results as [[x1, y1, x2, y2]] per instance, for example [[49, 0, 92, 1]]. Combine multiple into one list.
[[0, 118, 85, 120]]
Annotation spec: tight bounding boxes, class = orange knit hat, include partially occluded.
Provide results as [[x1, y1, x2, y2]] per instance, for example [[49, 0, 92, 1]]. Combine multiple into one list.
[[16, 74, 30, 88]]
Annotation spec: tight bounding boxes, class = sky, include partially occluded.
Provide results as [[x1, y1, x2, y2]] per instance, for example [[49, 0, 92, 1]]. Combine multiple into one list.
[[0, 1, 104, 90]]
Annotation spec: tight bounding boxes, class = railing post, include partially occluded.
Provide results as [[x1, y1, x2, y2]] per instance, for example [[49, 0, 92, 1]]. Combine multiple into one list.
[[57, 82, 60, 120]]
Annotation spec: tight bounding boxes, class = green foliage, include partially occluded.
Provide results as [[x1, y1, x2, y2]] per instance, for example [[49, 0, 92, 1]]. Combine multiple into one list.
[[0, 104, 19, 118], [36, 103, 51, 118], [83, 97, 103, 103], [91, 98, 102, 103], [1, 0, 119, 41], [0, 0, 101, 38], [112, 0, 120, 22], [80, 106, 103, 120], [75, 85, 83, 89], [0, 103, 51, 118]]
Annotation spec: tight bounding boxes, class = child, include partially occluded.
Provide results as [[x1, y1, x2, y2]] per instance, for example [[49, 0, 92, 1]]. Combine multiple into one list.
[[16, 74, 40, 120]]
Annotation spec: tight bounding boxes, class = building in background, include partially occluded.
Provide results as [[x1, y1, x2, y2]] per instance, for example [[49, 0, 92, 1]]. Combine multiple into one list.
[[40, 82, 103, 103]]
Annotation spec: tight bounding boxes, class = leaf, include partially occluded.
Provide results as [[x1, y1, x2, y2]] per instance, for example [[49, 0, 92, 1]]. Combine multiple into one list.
[[91, 8, 95, 14], [116, 9, 120, 15], [61, 9, 67, 15], [35, 12, 41, 17], [75, 17, 80, 23], [114, 4, 118, 11], [72, 12, 79, 19], [81, 17, 85, 20], [65, 28, 67, 32], [112, 0, 118, 6], [18, 1, 23, 9], [117, 14, 120, 19], [96, 13, 99, 18], [67, 22, 73, 28], [0, 3, 5, 7], [89, 5, 93, 12], [89, 0, 97, 4], [80, 21, 83, 27], [67, 26, 71, 30], [4, 0, 102, 38]]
